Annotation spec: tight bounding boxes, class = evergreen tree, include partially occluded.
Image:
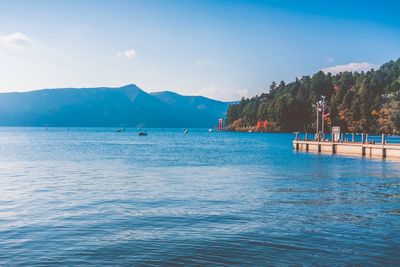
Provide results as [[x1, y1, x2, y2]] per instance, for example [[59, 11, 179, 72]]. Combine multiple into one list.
[[226, 58, 400, 133]]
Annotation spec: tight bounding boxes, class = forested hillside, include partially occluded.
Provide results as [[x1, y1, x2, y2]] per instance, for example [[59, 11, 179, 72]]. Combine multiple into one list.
[[227, 58, 400, 134]]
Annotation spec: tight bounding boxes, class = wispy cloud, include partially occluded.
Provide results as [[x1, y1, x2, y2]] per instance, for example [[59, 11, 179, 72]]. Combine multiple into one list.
[[195, 58, 214, 66], [199, 86, 249, 101], [0, 32, 33, 49], [116, 48, 136, 60], [326, 57, 335, 63], [322, 62, 377, 74]]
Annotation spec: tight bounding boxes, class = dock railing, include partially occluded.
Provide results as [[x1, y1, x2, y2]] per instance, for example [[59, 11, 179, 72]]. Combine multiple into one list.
[[293, 132, 400, 159], [293, 132, 400, 144]]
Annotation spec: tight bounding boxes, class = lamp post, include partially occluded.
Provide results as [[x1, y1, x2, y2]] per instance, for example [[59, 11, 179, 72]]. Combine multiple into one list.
[[320, 95, 326, 140], [315, 102, 320, 141]]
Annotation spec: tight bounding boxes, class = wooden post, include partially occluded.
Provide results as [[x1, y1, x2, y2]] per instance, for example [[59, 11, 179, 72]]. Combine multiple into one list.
[[295, 132, 299, 141], [361, 133, 365, 156], [382, 133, 386, 158]]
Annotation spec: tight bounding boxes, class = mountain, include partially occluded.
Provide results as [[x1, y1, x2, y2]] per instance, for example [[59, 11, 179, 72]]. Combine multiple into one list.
[[227, 58, 400, 134], [0, 84, 230, 127], [151, 91, 229, 126]]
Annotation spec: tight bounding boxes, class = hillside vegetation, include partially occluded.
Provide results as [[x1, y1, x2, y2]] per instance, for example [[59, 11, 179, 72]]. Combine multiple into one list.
[[227, 58, 400, 134]]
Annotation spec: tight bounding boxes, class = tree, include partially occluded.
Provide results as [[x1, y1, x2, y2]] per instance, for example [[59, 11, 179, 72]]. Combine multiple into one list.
[[227, 57, 400, 133]]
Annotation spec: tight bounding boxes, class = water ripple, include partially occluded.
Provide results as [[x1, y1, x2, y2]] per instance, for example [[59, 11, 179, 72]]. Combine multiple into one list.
[[0, 128, 399, 265]]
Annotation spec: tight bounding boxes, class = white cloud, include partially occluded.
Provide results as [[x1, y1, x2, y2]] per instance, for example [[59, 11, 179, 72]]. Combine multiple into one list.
[[116, 48, 136, 60], [322, 62, 377, 74], [199, 86, 249, 101], [0, 32, 33, 49]]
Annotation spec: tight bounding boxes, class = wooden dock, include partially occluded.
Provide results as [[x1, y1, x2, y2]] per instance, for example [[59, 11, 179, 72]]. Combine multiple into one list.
[[293, 134, 400, 159]]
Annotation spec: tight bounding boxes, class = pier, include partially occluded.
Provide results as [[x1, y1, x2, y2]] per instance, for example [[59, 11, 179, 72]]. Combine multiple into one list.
[[293, 95, 400, 159], [293, 133, 400, 159]]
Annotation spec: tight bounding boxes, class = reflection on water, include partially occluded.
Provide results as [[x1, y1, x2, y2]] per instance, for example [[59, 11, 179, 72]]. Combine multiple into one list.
[[0, 128, 399, 265]]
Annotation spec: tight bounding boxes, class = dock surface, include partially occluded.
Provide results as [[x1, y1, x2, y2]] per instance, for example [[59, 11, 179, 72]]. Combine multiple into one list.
[[293, 139, 400, 159]]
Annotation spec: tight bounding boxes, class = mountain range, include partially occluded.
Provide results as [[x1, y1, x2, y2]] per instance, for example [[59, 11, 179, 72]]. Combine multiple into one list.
[[0, 84, 231, 127]]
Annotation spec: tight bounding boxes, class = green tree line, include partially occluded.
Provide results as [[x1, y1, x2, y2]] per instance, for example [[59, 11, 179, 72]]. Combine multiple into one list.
[[226, 58, 400, 134]]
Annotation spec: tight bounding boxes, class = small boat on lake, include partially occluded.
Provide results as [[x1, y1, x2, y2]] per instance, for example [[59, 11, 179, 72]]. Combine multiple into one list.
[[115, 128, 125, 132], [183, 129, 189, 134], [138, 131, 148, 136]]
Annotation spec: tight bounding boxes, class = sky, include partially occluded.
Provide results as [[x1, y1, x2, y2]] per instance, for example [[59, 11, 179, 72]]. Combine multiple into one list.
[[0, 0, 399, 101]]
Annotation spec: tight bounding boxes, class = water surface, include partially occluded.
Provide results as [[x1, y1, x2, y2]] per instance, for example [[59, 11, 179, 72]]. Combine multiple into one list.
[[0, 128, 399, 265]]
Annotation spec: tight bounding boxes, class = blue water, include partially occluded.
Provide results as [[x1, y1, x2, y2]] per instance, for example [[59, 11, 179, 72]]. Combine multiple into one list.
[[0, 128, 399, 265]]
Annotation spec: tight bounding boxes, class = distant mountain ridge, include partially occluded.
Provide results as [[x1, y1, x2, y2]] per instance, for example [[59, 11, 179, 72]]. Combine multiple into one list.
[[0, 84, 230, 127]]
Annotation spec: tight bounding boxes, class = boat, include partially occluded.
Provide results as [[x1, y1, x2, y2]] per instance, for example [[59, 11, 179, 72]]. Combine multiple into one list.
[[183, 128, 189, 134], [115, 128, 125, 132], [138, 131, 148, 136], [208, 129, 213, 133]]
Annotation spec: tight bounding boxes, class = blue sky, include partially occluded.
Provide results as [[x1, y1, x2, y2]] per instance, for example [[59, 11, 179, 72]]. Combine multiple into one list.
[[0, 0, 399, 100]]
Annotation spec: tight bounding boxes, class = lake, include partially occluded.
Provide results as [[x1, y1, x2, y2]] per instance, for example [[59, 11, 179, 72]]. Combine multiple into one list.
[[0, 128, 399, 265]]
